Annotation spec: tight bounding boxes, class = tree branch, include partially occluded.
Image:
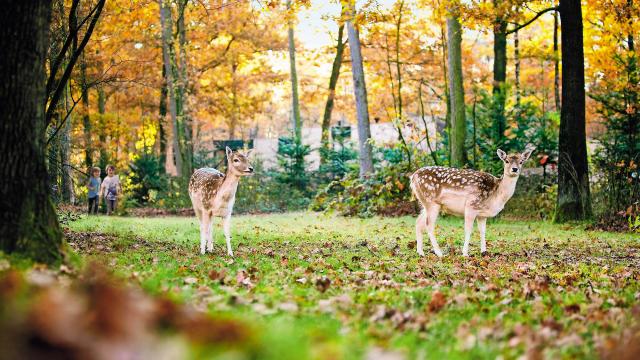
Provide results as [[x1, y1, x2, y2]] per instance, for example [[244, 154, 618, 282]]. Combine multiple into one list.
[[45, 0, 105, 128], [506, 6, 558, 35]]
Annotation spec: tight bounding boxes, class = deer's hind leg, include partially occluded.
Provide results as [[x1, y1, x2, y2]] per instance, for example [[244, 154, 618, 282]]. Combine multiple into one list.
[[425, 203, 443, 257], [416, 209, 427, 256], [477, 217, 487, 255], [199, 211, 213, 255]]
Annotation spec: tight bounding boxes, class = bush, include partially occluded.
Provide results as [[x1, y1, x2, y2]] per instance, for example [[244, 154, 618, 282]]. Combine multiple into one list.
[[128, 152, 168, 206], [235, 158, 310, 213]]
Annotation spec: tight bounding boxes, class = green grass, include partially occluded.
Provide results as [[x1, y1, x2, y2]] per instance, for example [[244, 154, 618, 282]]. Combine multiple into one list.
[[64, 212, 639, 359]]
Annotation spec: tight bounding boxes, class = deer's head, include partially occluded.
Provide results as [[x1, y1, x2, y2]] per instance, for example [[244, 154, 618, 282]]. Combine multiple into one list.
[[226, 147, 254, 176], [497, 148, 533, 177]]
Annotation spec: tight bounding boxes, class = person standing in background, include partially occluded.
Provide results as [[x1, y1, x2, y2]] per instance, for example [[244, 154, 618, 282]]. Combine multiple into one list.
[[87, 167, 101, 214], [100, 165, 121, 215]]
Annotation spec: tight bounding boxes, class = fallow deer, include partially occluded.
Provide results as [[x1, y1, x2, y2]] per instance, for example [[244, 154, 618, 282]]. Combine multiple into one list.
[[410, 148, 533, 257], [189, 147, 254, 256]]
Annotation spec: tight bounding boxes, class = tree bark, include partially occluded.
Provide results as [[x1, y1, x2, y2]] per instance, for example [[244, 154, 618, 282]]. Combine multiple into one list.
[[0, 0, 64, 263], [514, 29, 521, 109], [553, 9, 561, 112], [440, 24, 451, 160], [80, 53, 92, 168], [447, 15, 467, 167], [97, 84, 108, 170], [492, 17, 507, 144], [320, 23, 345, 163], [159, 65, 167, 168], [159, 0, 183, 177], [346, 2, 374, 177], [176, 0, 192, 175], [555, 0, 592, 222], [286, 0, 302, 143]]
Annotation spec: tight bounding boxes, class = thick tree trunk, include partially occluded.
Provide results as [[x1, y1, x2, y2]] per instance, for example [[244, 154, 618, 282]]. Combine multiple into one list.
[[286, 0, 302, 143], [159, 0, 183, 177], [440, 24, 451, 160], [346, 3, 374, 177], [0, 0, 63, 263], [555, 0, 592, 221], [447, 15, 467, 167], [320, 23, 345, 163], [553, 9, 561, 112]]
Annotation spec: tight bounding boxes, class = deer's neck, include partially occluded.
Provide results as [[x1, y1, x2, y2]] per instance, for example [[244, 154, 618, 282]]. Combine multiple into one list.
[[493, 174, 519, 205], [217, 172, 240, 203]]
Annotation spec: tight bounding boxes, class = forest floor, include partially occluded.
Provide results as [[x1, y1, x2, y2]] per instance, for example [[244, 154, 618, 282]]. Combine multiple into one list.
[[3, 212, 640, 359]]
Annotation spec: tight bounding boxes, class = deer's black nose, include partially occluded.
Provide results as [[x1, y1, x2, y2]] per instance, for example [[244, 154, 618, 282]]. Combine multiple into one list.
[[248, 167, 254, 172], [511, 167, 518, 172]]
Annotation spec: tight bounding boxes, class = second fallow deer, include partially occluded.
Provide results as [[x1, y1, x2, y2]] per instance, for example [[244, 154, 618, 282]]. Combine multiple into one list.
[[189, 147, 254, 256], [410, 148, 533, 257]]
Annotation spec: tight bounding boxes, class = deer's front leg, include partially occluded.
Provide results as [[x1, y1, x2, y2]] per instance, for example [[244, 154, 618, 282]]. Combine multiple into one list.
[[199, 216, 210, 255], [206, 218, 214, 253], [477, 217, 487, 255], [462, 209, 477, 257], [223, 214, 233, 257], [415, 210, 427, 256]]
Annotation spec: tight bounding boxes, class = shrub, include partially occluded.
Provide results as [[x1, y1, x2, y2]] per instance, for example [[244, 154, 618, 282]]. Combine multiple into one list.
[[128, 152, 168, 206]]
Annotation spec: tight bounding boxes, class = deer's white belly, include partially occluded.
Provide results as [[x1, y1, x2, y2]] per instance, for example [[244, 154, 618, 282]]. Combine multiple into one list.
[[436, 189, 468, 216]]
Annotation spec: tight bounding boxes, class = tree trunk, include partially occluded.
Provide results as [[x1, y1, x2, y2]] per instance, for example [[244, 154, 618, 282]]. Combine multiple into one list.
[[493, 18, 507, 145], [440, 24, 451, 161], [286, 0, 302, 143], [176, 0, 192, 175], [97, 85, 108, 171], [320, 23, 345, 163], [553, 9, 561, 112], [346, 3, 374, 177], [80, 53, 92, 168], [159, 65, 167, 168], [60, 78, 74, 203], [555, 0, 592, 222], [160, 0, 183, 177], [0, 0, 64, 263], [447, 15, 467, 167], [514, 29, 521, 109]]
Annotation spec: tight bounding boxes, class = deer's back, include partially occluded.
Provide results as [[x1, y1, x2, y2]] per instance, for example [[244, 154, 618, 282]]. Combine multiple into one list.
[[411, 166, 499, 212], [189, 168, 225, 208]]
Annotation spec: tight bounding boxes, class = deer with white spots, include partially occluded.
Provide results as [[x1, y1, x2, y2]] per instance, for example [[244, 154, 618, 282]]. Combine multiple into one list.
[[189, 147, 254, 256], [410, 148, 533, 257]]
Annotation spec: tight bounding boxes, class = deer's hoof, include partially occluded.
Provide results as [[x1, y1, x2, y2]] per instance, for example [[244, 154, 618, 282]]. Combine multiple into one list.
[[417, 250, 425, 257], [481, 251, 489, 257], [462, 252, 469, 257], [434, 250, 443, 258]]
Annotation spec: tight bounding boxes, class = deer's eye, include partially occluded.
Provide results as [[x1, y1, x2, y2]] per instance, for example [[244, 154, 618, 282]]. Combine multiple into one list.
[[233, 159, 240, 163]]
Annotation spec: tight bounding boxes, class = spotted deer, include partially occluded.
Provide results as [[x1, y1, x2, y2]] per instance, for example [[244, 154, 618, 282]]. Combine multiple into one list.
[[189, 147, 254, 256], [410, 148, 533, 257]]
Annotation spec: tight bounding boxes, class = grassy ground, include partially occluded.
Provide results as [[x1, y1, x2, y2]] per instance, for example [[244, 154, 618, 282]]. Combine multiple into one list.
[[62, 212, 639, 359]]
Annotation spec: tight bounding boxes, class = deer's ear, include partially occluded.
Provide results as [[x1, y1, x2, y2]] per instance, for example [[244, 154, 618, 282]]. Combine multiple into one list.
[[521, 148, 533, 162], [497, 149, 507, 161], [245, 149, 253, 157], [226, 146, 233, 158]]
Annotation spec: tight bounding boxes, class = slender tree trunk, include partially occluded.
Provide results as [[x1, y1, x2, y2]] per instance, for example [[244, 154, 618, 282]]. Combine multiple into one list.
[[553, 9, 561, 112], [555, 0, 592, 221], [177, 0, 192, 175], [229, 62, 239, 139], [514, 29, 521, 109], [159, 65, 167, 168], [440, 24, 451, 161], [320, 24, 345, 163], [286, 0, 302, 143], [60, 77, 74, 203], [346, 2, 374, 177], [0, 0, 63, 263], [80, 54, 92, 168], [418, 81, 438, 165], [159, 0, 183, 177], [493, 18, 507, 145], [97, 85, 108, 170], [447, 15, 467, 167]]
